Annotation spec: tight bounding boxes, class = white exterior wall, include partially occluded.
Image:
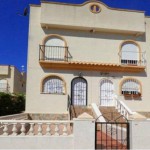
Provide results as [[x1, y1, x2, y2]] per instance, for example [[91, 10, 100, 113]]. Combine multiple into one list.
[[130, 120, 150, 149], [26, 2, 150, 113]]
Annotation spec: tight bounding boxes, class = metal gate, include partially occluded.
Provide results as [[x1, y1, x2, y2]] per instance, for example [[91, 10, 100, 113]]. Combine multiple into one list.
[[71, 77, 87, 106], [95, 122, 130, 149]]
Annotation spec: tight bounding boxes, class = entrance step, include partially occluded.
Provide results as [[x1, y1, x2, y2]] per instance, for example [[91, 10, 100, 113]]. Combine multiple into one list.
[[70, 106, 93, 119], [99, 106, 127, 122]]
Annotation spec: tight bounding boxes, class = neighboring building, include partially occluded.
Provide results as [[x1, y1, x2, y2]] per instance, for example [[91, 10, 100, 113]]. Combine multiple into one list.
[[26, 0, 150, 115], [0, 65, 26, 94]]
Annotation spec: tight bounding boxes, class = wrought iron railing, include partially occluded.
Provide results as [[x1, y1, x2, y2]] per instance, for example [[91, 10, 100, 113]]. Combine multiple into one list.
[[119, 51, 146, 66], [39, 45, 70, 61], [95, 122, 130, 149]]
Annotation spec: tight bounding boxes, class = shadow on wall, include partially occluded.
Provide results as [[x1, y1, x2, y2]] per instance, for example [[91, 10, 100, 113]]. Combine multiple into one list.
[[43, 28, 146, 42], [41, 68, 147, 78]]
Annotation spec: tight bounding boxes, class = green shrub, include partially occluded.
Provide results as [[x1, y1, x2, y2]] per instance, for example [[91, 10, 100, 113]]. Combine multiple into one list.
[[0, 92, 25, 116]]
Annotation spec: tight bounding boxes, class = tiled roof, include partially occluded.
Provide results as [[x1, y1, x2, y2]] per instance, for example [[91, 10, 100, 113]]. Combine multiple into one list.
[[68, 61, 120, 67], [39, 60, 145, 72]]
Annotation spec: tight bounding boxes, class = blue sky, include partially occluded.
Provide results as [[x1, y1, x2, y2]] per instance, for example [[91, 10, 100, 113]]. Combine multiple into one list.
[[0, 0, 150, 72]]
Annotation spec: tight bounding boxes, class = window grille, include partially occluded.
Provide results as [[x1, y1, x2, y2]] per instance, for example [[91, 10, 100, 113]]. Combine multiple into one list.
[[43, 76, 64, 94], [71, 77, 87, 106]]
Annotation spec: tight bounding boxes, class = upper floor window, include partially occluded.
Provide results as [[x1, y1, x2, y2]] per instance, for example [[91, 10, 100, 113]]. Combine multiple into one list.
[[42, 75, 66, 94], [40, 34, 68, 61], [121, 78, 141, 97], [120, 41, 140, 66], [0, 79, 8, 92]]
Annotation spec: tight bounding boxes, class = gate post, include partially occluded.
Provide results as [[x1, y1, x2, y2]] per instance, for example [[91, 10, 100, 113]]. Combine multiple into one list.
[[73, 113, 95, 149]]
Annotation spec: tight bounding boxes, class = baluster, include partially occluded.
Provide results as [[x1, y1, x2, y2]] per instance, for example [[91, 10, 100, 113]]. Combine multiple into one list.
[[62, 123, 67, 136], [37, 123, 42, 136], [46, 123, 51, 136], [3, 123, 8, 136], [118, 102, 120, 111], [126, 112, 129, 119], [28, 123, 34, 136], [20, 123, 26, 136], [54, 123, 59, 136], [115, 100, 117, 109], [12, 123, 17, 136], [120, 106, 123, 115], [123, 109, 126, 116]]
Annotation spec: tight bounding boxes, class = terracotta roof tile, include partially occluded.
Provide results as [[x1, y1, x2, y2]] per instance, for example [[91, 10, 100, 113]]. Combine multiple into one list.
[[68, 61, 120, 67]]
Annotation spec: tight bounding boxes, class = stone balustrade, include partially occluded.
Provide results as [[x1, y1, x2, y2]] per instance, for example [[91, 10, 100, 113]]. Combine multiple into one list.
[[0, 120, 73, 136]]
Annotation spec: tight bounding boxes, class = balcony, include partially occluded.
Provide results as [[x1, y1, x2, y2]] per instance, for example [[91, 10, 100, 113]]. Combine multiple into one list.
[[39, 45, 69, 62], [120, 51, 146, 67], [39, 45, 146, 73]]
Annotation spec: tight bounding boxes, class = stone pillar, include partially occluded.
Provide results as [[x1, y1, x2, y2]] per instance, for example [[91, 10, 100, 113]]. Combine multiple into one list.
[[73, 112, 95, 149]]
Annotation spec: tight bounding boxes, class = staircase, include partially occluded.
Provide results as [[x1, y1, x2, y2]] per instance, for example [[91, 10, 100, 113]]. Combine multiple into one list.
[[99, 106, 127, 122], [70, 106, 93, 119]]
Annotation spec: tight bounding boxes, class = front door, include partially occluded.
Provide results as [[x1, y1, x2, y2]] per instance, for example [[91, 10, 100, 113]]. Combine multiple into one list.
[[100, 79, 114, 106], [71, 77, 87, 106]]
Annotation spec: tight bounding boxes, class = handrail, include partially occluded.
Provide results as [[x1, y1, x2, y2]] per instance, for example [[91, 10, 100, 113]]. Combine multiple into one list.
[[0, 120, 74, 123], [114, 96, 135, 119], [67, 95, 72, 120], [119, 50, 146, 66]]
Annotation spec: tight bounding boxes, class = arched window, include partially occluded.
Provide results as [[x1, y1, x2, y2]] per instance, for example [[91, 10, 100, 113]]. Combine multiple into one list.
[[0, 79, 8, 92], [120, 41, 140, 66], [71, 77, 87, 106], [42, 75, 66, 94], [100, 79, 114, 106], [121, 78, 141, 97], [42, 35, 67, 61]]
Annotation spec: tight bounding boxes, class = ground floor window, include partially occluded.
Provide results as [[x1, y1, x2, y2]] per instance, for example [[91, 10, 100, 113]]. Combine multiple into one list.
[[42, 75, 65, 94], [121, 78, 141, 97]]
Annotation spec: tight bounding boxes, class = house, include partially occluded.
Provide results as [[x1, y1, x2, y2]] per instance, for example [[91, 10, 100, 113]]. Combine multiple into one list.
[[0, 65, 26, 94], [0, 1, 150, 149], [26, 0, 150, 115]]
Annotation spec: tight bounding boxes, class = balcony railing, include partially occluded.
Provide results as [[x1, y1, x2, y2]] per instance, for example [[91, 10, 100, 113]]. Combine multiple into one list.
[[39, 46, 146, 72], [39, 45, 69, 61], [120, 51, 146, 66]]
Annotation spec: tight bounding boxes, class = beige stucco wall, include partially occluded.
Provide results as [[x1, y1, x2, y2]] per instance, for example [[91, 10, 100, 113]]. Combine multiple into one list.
[[0, 66, 14, 93], [26, 2, 150, 113], [0, 66, 9, 75], [13, 68, 26, 94], [41, 1, 145, 34], [0, 65, 26, 94]]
